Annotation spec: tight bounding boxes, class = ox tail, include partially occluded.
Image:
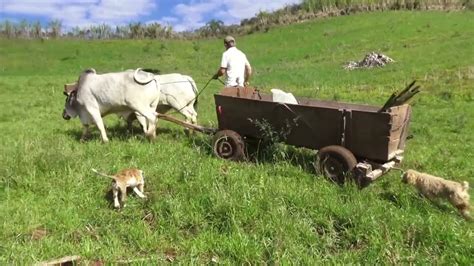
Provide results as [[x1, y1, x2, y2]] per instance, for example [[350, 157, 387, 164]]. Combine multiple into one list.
[[462, 181, 469, 191], [76, 68, 96, 89], [91, 168, 116, 179], [84, 68, 96, 74], [133, 68, 155, 85], [188, 77, 199, 112]]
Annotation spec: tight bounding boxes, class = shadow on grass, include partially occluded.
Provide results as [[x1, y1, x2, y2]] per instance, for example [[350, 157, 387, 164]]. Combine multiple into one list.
[[379, 191, 403, 208], [103, 189, 114, 207], [246, 140, 377, 189], [188, 135, 319, 176], [411, 193, 453, 213], [63, 123, 174, 142], [185, 132, 214, 156], [379, 188, 454, 218], [63, 121, 364, 189], [103, 187, 152, 209], [63, 123, 368, 190], [248, 142, 317, 175], [186, 134, 374, 189]]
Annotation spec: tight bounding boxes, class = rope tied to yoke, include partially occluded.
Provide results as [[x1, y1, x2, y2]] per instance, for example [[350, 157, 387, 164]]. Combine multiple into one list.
[[162, 77, 223, 116]]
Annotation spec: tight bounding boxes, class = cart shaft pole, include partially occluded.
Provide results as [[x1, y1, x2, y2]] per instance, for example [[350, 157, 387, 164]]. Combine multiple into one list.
[[156, 113, 216, 135]]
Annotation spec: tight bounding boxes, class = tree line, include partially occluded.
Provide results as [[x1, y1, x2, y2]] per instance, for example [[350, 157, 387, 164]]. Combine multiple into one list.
[[0, 0, 471, 40]]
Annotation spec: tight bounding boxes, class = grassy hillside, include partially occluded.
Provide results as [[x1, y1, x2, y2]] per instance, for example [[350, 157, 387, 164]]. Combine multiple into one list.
[[0, 11, 473, 264]]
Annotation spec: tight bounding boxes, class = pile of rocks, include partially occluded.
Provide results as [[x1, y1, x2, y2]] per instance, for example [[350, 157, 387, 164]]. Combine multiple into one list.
[[344, 52, 395, 70]]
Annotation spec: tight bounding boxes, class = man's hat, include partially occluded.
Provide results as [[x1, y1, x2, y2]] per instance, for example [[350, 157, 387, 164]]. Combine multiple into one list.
[[224, 35, 235, 44]]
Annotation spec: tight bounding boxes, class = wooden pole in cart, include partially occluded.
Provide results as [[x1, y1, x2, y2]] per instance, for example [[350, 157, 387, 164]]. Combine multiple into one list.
[[156, 113, 217, 135]]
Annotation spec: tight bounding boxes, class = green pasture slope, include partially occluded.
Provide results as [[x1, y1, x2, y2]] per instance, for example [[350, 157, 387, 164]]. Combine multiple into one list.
[[1, 11, 473, 264]]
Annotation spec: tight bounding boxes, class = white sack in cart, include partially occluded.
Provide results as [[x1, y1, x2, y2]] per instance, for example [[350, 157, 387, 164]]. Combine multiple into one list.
[[271, 89, 298, 105]]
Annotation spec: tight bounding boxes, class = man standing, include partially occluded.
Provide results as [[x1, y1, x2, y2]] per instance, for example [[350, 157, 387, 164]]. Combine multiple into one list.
[[213, 35, 252, 87]]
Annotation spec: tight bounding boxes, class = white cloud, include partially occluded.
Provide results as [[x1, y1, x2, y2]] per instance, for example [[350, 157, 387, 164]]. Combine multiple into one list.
[[224, 0, 302, 23], [89, 0, 156, 23], [1, 0, 302, 31], [1, 0, 156, 29], [169, 0, 302, 31], [146, 16, 178, 28], [171, 0, 221, 31], [159, 17, 179, 23]]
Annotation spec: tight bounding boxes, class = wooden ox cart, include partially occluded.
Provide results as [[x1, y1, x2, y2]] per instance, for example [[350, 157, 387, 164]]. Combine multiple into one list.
[[64, 80, 414, 185], [210, 87, 413, 185]]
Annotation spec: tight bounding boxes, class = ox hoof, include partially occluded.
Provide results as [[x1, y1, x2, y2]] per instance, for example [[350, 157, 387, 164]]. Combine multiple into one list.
[[184, 128, 196, 136], [146, 133, 157, 141], [80, 135, 92, 142]]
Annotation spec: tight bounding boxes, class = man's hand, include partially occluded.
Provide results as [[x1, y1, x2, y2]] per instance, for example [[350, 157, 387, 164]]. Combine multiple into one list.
[[212, 73, 219, 80]]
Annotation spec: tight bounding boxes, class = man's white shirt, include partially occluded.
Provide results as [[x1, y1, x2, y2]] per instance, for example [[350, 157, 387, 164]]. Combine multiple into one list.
[[220, 47, 250, 87]]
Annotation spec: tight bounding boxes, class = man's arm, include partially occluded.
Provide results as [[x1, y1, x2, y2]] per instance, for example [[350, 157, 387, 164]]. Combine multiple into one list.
[[213, 53, 228, 79], [244, 63, 252, 86], [215, 67, 227, 78]]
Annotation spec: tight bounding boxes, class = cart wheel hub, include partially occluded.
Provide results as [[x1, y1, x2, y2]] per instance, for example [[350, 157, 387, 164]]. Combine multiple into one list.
[[317, 145, 357, 185], [323, 157, 344, 178], [217, 140, 234, 157], [212, 130, 246, 161]]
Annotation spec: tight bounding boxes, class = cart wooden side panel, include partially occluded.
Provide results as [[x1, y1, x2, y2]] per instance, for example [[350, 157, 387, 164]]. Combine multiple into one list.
[[214, 87, 412, 162], [215, 95, 344, 149], [345, 104, 411, 161]]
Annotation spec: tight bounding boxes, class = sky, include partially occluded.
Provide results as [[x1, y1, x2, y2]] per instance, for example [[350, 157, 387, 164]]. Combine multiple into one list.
[[0, 0, 302, 31]]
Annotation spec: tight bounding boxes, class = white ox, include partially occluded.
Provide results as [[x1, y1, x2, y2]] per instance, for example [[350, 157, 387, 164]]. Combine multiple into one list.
[[124, 69, 198, 130], [62, 68, 161, 142]]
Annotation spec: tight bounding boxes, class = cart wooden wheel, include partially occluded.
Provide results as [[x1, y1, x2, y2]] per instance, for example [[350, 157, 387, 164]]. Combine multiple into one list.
[[317, 145, 357, 184], [213, 130, 246, 161]]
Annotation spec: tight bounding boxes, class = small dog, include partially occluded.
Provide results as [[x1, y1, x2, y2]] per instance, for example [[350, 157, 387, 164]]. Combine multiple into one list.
[[402, 169, 471, 219], [92, 168, 146, 208]]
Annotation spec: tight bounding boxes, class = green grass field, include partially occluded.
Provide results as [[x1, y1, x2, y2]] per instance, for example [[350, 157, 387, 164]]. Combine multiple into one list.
[[1, 11, 473, 264]]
